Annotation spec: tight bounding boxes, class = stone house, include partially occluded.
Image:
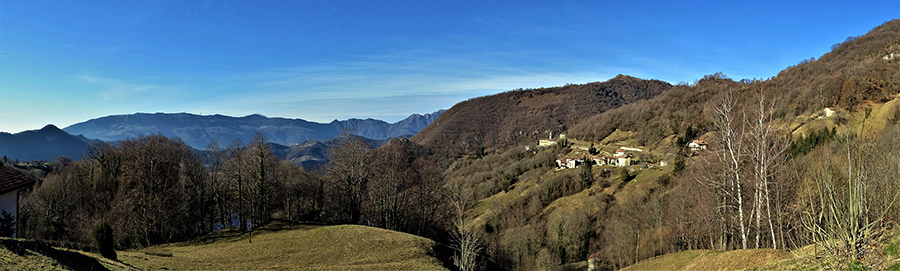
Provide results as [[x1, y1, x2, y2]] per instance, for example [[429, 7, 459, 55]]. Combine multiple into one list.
[[688, 139, 708, 151]]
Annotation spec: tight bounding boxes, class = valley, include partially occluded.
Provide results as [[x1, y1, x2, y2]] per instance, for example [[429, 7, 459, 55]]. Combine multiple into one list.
[[1, 16, 899, 271]]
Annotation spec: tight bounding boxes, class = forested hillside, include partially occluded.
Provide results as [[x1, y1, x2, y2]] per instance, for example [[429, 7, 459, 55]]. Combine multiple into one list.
[[444, 19, 900, 271], [569, 19, 900, 144], [430, 20, 900, 270], [411, 75, 671, 160]]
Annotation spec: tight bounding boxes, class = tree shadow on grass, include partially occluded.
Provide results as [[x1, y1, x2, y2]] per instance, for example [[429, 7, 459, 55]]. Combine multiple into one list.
[[180, 219, 323, 246], [1, 238, 116, 271]]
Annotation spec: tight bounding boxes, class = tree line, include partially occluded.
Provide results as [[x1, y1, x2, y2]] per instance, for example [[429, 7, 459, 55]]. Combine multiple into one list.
[[18, 133, 450, 253]]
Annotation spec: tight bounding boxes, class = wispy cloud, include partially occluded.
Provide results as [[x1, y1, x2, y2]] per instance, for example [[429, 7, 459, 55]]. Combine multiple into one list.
[[256, 52, 608, 96], [76, 74, 171, 102], [198, 52, 614, 122]]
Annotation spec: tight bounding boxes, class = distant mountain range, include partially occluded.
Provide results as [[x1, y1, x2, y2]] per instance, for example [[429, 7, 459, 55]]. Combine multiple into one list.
[[268, 135, 391, 170], [62, 110, 444, 150], [0, 110, 444, 166]]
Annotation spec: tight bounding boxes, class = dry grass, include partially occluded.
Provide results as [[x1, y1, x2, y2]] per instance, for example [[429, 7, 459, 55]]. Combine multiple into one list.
[[622, 240, 900, 271], [1, 244, 76, 271], [621, 249, 797, 271], [600, 129, 638, 146], [540, 189, 595, 217], [0, 237, 129, 271], [118, 223, 448, 271]]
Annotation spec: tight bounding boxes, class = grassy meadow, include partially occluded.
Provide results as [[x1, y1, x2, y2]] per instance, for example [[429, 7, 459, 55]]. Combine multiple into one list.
[[2, 221, 449, 271]]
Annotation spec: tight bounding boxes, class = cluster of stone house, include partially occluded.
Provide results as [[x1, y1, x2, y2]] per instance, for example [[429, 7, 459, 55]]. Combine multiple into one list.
[[597, 149, 633, 167], [555, 149, 634, 170], [538, 133, 565, 147]]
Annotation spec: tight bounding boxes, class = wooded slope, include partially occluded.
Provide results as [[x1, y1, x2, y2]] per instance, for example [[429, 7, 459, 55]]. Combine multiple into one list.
[[411, 75, 672, 159]]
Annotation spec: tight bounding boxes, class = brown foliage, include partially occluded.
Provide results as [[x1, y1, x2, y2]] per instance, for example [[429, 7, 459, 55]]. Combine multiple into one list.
[[412, 75, 672, 160]]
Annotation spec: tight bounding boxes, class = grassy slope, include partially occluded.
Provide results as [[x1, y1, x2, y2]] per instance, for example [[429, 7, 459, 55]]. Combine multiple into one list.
[[625, 240, 900, 271], [118, 222, 448, 271], [620, 249, 801, 271], [622, 97, 900, 271], [0, 238, 129, 271]]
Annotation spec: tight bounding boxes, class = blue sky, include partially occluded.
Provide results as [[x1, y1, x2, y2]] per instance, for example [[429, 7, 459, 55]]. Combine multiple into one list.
[[1, 1, 898, 133]]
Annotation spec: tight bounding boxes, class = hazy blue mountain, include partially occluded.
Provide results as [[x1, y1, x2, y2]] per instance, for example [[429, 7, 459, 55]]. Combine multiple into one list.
[[0, 125, 96, 161], [63, 110, 445, 150], [267, 135, 390, 170]]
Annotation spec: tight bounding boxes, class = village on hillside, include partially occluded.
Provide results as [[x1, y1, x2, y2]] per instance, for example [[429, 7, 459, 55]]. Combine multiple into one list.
[[531, 132, 708, 172]]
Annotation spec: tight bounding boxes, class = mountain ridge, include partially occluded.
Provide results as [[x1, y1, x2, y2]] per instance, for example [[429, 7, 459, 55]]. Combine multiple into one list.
[[63, 110, 445, 150]]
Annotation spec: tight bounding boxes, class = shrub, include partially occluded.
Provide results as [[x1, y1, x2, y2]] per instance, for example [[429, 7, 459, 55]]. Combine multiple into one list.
[[656, 174, 672, 187], [885, 245, 899, 257], [619, 168, 634, 183], [0, 210, 14, 237], [890, 105, 900, 125], [673, 156, 686, 175], [92, 222, 116, 260]]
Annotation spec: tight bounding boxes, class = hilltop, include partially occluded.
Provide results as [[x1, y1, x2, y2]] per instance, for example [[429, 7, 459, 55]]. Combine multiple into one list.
[[411, 75, 671, 159], [570, 19, 900, 144], [119, 222, 449, 271], [0, 124, 96, 161]]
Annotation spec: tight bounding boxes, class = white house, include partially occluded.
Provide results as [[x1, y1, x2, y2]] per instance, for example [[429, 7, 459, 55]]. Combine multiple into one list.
[[539, 138, 557, 147], [688, 140, 708, 151], [598, 150, 632, 167], [824, 107, 836, 117], [539, 132, 556, 147], [0, 167, 36, 238]]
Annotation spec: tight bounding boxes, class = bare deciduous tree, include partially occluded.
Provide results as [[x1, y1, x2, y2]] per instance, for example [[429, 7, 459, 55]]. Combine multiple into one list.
[[448, 186, 485, 271], [327, 135, 371, 224], [744, 93, 789, 249], [700, 89, 749, 250]]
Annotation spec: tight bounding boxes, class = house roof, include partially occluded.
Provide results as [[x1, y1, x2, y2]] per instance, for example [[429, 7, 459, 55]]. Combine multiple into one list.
[[691, 139, 708, 145], [0, 166, 35, 195]]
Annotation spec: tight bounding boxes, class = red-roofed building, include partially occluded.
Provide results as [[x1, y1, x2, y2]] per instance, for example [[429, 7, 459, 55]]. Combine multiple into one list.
[[0, 166, 36, 238]]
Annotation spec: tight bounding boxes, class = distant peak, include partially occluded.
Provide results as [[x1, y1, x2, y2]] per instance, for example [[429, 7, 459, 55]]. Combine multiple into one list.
[[40, 124, 61, 131]]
